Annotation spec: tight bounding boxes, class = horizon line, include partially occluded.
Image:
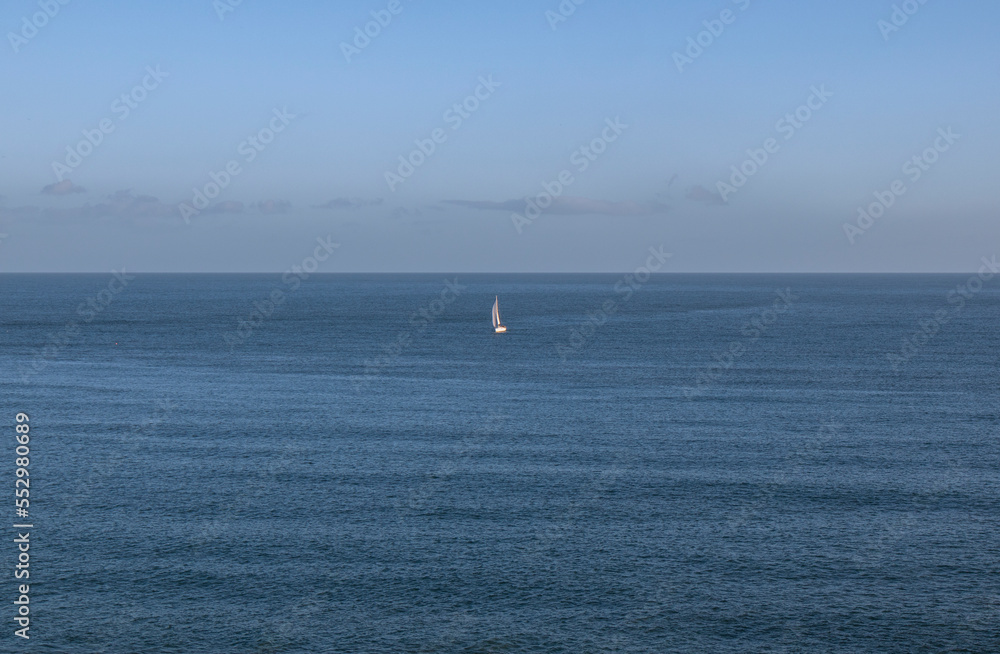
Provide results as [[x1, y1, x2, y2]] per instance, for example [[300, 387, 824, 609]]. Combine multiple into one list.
[[0, 271, 993, 276]]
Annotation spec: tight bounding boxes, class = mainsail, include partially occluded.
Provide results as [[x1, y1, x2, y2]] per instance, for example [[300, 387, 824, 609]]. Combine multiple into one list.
[[492, 296, 501, 329]]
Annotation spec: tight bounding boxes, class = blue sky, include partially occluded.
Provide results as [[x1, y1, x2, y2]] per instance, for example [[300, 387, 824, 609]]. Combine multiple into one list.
[[0, 0, 997, 272]]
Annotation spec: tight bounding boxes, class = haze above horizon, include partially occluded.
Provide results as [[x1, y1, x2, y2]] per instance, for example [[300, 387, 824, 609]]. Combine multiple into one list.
[[1, 0, 996, 273]]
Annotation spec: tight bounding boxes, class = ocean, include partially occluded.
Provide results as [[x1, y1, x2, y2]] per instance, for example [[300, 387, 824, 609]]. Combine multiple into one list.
[[1, 273, 998, 652]]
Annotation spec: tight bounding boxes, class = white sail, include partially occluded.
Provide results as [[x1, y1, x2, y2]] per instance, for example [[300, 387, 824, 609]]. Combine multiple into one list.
[[492, 296, 506, 332]]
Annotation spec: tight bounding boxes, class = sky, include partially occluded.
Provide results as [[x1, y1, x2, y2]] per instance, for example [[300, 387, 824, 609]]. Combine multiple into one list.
[[0, 0, 997, 272]]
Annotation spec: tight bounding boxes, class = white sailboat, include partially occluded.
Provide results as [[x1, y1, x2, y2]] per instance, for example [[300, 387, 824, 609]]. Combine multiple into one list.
[[492, 296, 507, 333]]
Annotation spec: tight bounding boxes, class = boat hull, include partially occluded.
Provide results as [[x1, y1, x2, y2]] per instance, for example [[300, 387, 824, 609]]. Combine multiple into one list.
[[494, 326, 507, 333]]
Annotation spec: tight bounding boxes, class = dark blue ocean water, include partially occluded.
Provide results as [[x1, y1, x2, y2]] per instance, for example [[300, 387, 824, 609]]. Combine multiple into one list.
[[1, 274, 998, 653]]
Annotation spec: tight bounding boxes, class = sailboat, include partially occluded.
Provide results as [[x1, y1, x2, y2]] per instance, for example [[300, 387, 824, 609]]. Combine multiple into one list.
[[492, 296, 507, 333]]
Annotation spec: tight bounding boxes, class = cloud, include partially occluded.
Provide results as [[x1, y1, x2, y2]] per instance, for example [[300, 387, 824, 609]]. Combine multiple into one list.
[[256, 199, 292, 214], [444, 196, 669, 217], [0, 205, 40, 221], [41, 180, 86, 195], [444, 199, 523, 212], [2, 191, 443, 224], [207, 200, 244, 214], [83, 190, 180, 220], [389, 206, 424, 220], [312, 197, 383, 210], [685, 185, 726, 206], [0, 190, 179, 222]]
